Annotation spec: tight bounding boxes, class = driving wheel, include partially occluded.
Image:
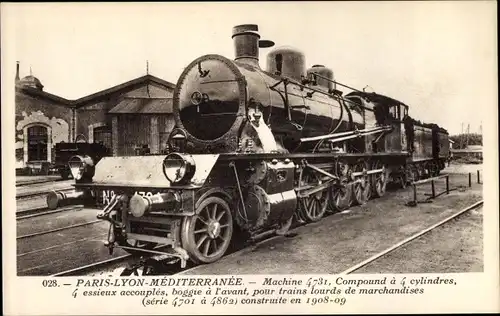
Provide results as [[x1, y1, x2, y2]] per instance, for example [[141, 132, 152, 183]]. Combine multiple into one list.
[[298, 170, 330, 222]]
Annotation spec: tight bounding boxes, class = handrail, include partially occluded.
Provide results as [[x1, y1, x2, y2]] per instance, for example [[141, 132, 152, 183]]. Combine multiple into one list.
[[310, 72, 363, 93], [300, 125, 391, 143]]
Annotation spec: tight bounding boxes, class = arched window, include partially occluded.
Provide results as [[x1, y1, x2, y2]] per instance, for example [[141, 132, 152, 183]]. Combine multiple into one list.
[[27, 125, 48, 161], [93, 125, 112, 149]]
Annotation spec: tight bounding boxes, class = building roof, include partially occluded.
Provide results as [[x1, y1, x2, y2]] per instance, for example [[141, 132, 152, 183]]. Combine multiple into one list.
[[19, 75, 44, 90], [73, 74, 176, 107], [16, 85, 72, 106], [108, 97, 173, 114], [16, 74, 176, 108]]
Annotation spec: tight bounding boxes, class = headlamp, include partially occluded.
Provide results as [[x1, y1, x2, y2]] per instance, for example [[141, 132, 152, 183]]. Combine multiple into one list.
[[169, 129, 187, 153], [68, 155, 95, 181], [162, 153, 196, 185]]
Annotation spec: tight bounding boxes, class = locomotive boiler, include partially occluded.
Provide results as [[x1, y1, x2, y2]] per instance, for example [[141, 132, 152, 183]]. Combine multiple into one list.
[[54, 24, 450, 269], [172, 30, 364, 155]]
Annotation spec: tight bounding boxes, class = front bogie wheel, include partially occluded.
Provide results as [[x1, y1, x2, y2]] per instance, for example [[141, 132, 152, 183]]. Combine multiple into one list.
[[181, 196, 233, 264]]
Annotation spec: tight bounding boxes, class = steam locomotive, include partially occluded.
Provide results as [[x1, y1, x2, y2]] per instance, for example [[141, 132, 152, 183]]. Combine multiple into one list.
[[51, 24, 450, 267]]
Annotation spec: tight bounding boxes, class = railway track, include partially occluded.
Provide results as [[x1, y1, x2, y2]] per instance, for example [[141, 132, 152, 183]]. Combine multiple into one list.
[[16, 178, 67, 187], [16, 205, 83, 220], [50, 225, 293, 277], [16, 187, 73, 200], [50, 255, 132, 277], [46, 198, 483, 277], [27, 172, 480, 277], [339, 199, 484, 274], [17, 219, 101, 240]]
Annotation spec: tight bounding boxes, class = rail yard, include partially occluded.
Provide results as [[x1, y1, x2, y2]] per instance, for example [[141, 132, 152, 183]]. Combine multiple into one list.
[[13, 23, 487, 280], [16, 164, 483, 276]]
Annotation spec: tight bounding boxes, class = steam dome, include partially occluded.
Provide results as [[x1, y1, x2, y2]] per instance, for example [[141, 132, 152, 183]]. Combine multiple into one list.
[[266, 46, 306, 81]]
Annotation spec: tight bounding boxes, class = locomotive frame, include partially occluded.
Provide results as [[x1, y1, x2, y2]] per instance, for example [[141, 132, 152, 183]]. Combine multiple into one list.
[[55, 23, 450, 269]]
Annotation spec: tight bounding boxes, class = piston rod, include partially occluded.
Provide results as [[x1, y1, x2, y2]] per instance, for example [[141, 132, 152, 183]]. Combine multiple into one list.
[[351, 168, 385, 177], [300, 126, 390, 143]]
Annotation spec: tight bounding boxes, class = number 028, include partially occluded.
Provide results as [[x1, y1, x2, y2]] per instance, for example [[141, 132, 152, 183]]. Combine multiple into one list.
[[42, 280, 58, 287]]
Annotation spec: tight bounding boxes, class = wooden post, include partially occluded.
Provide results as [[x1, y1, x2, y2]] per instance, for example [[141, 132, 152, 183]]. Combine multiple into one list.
[[112, 116, 119, 156], [413, 184, 417, 205], [150, 116, 159, 154], [446, 175, 449, 194], [468, 172, 472, 187], [431, 180, 435, 198]]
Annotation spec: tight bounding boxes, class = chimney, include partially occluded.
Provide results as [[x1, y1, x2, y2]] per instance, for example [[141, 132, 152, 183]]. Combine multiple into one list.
[[15, 61, 20, 82], [232, 24, 274, 67]]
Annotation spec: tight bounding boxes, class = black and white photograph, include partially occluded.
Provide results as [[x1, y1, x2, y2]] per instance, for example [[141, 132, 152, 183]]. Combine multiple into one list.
[[2, 1, 498, 314]]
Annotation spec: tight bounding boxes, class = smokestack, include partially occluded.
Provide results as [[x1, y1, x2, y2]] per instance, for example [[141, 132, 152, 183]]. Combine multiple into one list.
[[232, 24, 260, 66], [15, 61, 20, 82], [232, 24, 275, 67]]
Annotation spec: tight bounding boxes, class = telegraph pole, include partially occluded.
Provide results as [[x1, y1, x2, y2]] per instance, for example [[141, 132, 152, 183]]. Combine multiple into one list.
[[465, 124, 470, 148], [460, 122, 464, 148], [146, 60, 151, 98]]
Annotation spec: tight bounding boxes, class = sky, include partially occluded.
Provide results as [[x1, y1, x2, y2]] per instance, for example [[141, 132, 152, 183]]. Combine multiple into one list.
[[2, 1, 497, 135]]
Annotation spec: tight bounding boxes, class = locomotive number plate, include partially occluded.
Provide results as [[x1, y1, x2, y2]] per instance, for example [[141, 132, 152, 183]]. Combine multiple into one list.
[[101, 190, 160, 206]]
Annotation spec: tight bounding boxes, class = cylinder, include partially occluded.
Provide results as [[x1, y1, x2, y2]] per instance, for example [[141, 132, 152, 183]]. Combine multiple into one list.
[[232, 24, 260, 65], [46, 189, 86, 210]]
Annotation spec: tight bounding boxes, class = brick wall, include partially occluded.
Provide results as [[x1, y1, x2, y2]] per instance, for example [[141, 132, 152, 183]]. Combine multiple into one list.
[[15, 90, 73, 167]]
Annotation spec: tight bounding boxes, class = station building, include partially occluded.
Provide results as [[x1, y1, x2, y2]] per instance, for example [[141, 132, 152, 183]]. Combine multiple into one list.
[[15, 62, 176, 173]]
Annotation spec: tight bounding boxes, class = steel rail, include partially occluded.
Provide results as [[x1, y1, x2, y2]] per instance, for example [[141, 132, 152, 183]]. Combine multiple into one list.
[[16, 187, 73, 200], [17, 220, 101, 240], [50, 223, 291, 277], [46, 180, 475, 277], [50, 255, 132, 277], [16, 205, 83, 220], [339, 199, 484, 274], [16, 178, 67, 187], [17, 235, 104, 258]]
